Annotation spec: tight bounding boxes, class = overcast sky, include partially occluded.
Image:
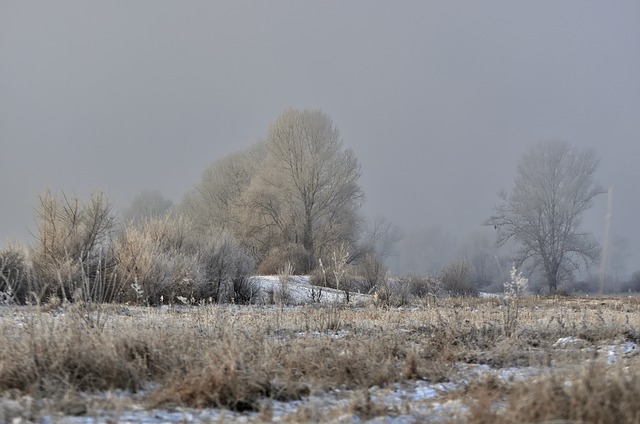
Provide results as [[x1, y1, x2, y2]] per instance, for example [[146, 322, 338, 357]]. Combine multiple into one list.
[[2, 1, 639, 275]]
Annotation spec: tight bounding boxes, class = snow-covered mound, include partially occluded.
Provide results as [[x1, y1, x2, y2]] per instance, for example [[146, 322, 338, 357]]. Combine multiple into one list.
[[249, 275, 371, 305]]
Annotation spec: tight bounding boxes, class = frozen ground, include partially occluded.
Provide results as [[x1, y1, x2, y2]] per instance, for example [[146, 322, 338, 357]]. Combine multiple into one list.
[[31, 365, 541, 424], [31, 350, 638, 424], [23, 333, 637, 424], [2, 279, 638, 423]]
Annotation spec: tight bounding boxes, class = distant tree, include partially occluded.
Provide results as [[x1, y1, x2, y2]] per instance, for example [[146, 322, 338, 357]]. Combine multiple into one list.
[[123, 189, 173, 225], [180, 142, 266, 238], [362, 216, 403, 260], [244, 108, 364, 270], [608, 235, 630, 284], [461, 229, 501, 290], [353, 216, 403, 292], [622, 271, 640, 293], [394, 225, 457, 277], [486, 140, 604, 293]]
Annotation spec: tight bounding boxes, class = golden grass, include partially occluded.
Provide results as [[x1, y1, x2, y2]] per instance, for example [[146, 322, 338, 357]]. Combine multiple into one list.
[[0, 295, 638, 421]]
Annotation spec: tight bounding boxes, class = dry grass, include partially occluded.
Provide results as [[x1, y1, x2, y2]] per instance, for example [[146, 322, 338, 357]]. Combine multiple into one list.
[[461, 358, 640, 424], [0, 295, 638, 422]]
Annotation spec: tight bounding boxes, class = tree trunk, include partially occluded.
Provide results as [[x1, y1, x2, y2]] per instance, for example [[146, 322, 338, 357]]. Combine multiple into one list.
[[303, 213, 314, 262], [547, 267, 558, 294]]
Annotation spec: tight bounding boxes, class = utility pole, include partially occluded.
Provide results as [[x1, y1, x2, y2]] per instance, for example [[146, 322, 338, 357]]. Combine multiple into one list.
[[599, 188, 613, 295]]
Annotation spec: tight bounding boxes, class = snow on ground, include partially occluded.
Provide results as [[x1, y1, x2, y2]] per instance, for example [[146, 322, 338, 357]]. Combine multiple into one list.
[[249, 275, 371, 305], [32, 364, 559, 424], [29, 330, 638, 424], [5, 280, 639, 423], [553, 336, 639, 364]]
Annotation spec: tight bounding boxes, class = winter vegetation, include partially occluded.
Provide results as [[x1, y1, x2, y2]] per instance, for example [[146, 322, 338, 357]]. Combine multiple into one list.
[[1, 109, 639, 422], [486, 140, 605, 294], [0, 292, 638, 422]]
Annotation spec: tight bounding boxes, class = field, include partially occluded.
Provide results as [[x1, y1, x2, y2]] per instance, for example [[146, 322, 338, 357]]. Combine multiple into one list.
[[1, 291, 639, 423]]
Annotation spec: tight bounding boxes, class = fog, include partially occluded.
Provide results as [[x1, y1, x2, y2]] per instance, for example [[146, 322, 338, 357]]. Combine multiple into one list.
[[2, 2, 639, 278]]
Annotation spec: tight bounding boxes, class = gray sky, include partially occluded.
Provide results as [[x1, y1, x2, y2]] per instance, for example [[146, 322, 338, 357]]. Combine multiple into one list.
[[2, 1, 639, 275]]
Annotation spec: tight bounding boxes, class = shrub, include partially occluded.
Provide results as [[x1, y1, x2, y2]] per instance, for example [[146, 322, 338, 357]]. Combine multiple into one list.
[[0, 243, 32, 304], [230, 276, 260, 304], [310, 265, 332, 289], [197, 234, 255, 304], [357, 252, 387, 294], [29, 190, 116, 302], [502, 265, 528, 337], [309, 246, 355, 303], [372, 276, 440, 307], [402, 275, 441, 298], [440, 259, 477, 297], [113, 216, 254, 305], [622, 271, 640, 293], [113, 216, 204, 305], [257, 243, 312, 275]]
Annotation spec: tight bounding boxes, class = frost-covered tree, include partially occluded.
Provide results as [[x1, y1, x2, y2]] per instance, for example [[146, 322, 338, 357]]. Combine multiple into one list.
[[486, 140, 604, 293], [245, 108, 364, 270]]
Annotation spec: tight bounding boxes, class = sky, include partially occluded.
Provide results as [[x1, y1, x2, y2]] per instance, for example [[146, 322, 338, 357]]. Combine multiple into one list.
[[1, 1, 639, 277]]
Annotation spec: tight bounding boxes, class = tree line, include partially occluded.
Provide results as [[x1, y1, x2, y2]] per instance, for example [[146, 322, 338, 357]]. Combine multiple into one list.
[[2, 108, 631, 302], [180, 108, 365, 274]]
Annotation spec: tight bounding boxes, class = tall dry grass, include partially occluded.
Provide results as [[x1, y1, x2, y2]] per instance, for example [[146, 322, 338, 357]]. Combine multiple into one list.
[[0, 296, 638, 421], [462, 359, 640, 424]]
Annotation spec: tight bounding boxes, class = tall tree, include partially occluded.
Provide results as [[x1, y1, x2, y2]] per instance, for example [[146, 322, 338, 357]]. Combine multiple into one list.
[[487, 140, 604, 293], [245, 108, 364, 269]]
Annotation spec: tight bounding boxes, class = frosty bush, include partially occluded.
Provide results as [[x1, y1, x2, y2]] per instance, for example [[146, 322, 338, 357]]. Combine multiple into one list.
[[504, 264, 528, 298], [197, 234, 255, 304], [332, 245, 352, 303], [441, 259, 477, 297], [113, 215, 255, 305], [273, 262, 294, 308], [373, 276, 440, 307], [358, 252, 386, 294], [113, 216, 204, 305], [30, 190, 116, 302], [502, 264, 528, 337], [0, 243, 32, 304]]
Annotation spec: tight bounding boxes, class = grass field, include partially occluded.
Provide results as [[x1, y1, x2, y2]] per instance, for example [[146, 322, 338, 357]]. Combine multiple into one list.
[[0, 295, 639, 423]]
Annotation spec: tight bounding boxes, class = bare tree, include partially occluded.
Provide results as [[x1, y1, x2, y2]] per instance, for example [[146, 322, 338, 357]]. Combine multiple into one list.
[[245, 108, 364, 270], [461, 229, 502, 290], [363, 216, 403, 260], [352, 216, 402, 291], [486, 140, 605, 293], [122, 189, 173, 225]]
